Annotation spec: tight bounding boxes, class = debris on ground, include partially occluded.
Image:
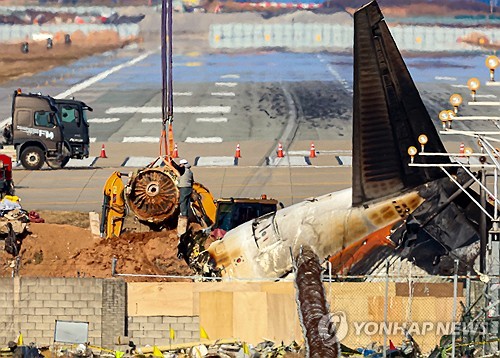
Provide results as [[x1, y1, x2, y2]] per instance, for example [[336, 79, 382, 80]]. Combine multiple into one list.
[[0, 215, 195, 281]]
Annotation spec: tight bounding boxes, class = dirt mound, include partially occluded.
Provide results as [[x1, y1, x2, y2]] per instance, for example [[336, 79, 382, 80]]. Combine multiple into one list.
[[0, 223, 193, 281]]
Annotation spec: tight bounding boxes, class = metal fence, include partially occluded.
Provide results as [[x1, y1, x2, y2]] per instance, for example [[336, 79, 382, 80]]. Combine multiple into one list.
[[110, 257, 499, 356], [209, 22, 500, 51]]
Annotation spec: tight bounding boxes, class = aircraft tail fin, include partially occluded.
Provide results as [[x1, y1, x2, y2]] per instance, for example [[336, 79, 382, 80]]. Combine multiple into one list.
[[352, 1, 450, 207]]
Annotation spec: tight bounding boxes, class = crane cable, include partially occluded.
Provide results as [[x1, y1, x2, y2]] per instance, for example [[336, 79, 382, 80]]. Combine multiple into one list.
[[160, 0, 174, 160]]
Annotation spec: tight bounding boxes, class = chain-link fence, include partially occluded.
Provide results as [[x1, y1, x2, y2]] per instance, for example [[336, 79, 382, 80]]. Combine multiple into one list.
[[320, 268, 500, 357]]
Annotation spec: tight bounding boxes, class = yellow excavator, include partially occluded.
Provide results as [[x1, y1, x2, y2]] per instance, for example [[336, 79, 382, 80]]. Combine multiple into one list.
[[99, 0, 280, 242]]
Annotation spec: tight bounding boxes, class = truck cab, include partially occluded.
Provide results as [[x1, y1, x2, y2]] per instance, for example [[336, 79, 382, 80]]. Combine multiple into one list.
[[55, 98, 92, 160], [6, 90, 91, 170]]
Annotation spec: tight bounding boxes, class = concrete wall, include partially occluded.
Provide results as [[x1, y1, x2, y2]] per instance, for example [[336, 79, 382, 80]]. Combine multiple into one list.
[[209, 22, 500, 52], [128, 316, 199, 346], [0, 277, 125, 347], [0, 278, 465, 352]]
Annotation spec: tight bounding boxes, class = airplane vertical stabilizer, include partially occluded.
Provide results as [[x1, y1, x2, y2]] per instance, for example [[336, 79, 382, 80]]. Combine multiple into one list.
[[352, 1, 450, 206]]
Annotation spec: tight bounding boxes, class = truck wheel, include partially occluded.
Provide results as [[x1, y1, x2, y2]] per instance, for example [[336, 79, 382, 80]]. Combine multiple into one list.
[[20, 146, 45, 170], [46, 156, 70, 169]]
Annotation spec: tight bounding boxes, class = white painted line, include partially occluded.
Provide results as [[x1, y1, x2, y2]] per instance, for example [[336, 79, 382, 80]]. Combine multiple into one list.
[[336, 155, 352, 166], [1, 50, 155, 128], [267, 156, 310, 166], [476, 94, 497, 98], [55, 51, 154, 100], [220, 74, 240, 79], [122, 137, 159, 143], [122, 156, 157, 167], [441, 129, 500, 135], [141, 118, 162, 123], [87, 117, 120, 124], [173, 92, 192, 96], [287, 150, 310, 156], [106, 106, 231, 114], [90, 137, 96, 143], [215, 82, 238, 87], [451, 84, 468, 88], [318, 54, 352, 93], [486, 81, 500, 86], [453, 116, 500, 120], [211, 92, 236, 97], [65, 157, 98, 168], [467, 101, 500, 106], [435, 76, 457, 81], [185, 137, 223, 143], [195, 117, 228, 123], [195, 156, 236, 166]]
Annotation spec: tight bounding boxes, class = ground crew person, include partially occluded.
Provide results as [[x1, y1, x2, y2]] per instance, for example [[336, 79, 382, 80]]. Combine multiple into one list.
[[177, 159, 193, 217], [172, 158, 193, 235]]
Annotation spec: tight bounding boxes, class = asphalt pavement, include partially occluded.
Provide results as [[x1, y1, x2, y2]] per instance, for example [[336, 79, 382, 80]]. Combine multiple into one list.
[[4, 27, 499, 212]]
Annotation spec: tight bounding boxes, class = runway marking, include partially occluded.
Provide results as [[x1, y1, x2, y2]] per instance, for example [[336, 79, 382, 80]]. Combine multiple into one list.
[[266, 156, 311, 166], [215, 82, 238, 87], [87, 117, 120, 123], [211, 92, 236, 97], [1, 51, 156, 128], [65, 157, 99, 168], [141, 118, 162, 123], [195, 117, 228, 123], [173, 92, 192, 96], [90, 138, 96, 143], [185, 137, 223, 143], [122, 137, 159, 143], [194, 156, 238, 166], [121, 156, 156, 167], [435, 76, 457, 81], [476, 94, 497, 98], [336, 155, 352, 166], [221, 74, 240, 79], [451, 84, 468, 88], [317, 54, 352, 93], [106, 106, 231, 114], [54, 51, 155, 100]]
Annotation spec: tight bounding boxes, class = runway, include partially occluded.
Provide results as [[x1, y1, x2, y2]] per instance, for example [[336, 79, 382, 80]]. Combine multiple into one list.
[[3, 33, 500, 211]]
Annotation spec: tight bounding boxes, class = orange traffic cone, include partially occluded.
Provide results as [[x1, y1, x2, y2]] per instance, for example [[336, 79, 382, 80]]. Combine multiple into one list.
[[100, 144, 107, 158], [459, 142, 465, 157], [235, 144, 241, 158], [277, 142, 284, 158], [309, 142, 316, 158], [172, 143, 179, 158]]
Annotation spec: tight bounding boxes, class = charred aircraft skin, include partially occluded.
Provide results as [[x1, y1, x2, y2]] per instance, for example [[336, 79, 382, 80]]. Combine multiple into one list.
[[206, 1, 489, 279]]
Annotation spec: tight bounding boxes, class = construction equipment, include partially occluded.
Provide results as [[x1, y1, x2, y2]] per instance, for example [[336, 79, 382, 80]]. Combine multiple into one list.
[[3, 89, 92, 170], [177, 195, 280, 275], [0, 154, 14, 197], [100, 171, 126, 239], [211, 196, 279, 239]]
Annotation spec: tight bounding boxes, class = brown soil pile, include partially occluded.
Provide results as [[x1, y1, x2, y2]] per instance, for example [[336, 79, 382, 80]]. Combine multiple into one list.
[[0, 29, 139, 83], [0, 222, 193, 281]]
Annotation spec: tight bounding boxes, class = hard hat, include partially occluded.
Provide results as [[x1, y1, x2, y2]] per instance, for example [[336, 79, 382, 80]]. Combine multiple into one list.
[[179, 159, 188, 165]]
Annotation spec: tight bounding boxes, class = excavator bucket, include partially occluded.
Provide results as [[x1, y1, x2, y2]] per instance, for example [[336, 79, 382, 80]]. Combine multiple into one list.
[[101, 171, 126, 239]]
